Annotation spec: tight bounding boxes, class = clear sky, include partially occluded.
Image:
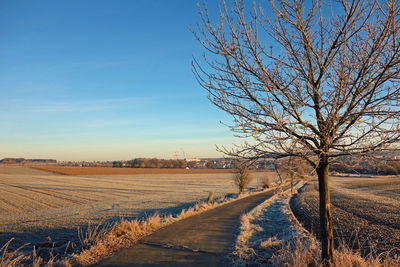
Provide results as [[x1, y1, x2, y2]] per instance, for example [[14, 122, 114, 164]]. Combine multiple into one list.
[[0, 0, 236, 161]]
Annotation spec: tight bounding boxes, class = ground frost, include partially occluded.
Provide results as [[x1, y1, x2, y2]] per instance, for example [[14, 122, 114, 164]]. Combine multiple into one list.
[[231, 181, 312, 266]]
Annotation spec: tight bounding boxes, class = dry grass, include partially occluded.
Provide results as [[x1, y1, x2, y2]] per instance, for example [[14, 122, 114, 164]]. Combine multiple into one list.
[[270, 237, 400, 267], [233, 179, 400, 267], [233, 181, 293, 262], [67, 190, 263, 266], [1, 204, 223, 266], [235, 212, 259, 260], [68, 214, 164, 266], [0, 186, 263, 266], [207, 191, 214, 204], [236, 202, 285, 259], [31, 166, 236, 175], [260, 236, 284, 250], [0, 239, 28, 267], [0, 238, 59, 267], [269, 237, 320, 266]]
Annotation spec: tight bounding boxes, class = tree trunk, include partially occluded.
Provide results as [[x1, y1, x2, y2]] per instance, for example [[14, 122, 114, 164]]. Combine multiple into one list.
[[290, 173, 294, 194], [274, 159, 283, 184], [317, 155, 334, 266]]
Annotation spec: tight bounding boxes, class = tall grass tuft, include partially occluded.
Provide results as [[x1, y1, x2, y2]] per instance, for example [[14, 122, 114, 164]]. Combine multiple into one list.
[[207, 191, 214, 204], [270, 237, 400, 267], [0, 238, 28, 267]]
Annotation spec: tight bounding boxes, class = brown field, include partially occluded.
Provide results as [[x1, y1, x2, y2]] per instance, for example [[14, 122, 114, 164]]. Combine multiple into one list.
[[31, 166, 237, 175]]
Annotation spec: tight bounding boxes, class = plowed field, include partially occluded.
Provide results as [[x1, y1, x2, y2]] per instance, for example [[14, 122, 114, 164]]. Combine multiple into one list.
[[0, 166, 276, 254], [31, 166, 234, 175], [291, 175, 400, 257]]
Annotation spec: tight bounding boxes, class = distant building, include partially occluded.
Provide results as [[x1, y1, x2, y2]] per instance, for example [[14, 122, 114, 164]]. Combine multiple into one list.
[[185, 158, 201, 162]]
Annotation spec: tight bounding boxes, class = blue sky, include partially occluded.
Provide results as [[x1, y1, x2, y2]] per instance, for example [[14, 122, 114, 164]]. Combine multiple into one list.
[[0, 0, 236, 161]]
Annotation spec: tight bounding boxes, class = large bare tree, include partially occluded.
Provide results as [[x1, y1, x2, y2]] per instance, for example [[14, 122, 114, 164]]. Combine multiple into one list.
[[193, 0, 400, 265]]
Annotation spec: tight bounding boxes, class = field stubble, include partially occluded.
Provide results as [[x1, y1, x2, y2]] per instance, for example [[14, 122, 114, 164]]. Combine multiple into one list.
[[0, 166, 276, 259], [232, 177, 400, 266], [290, 175, 400, 257]]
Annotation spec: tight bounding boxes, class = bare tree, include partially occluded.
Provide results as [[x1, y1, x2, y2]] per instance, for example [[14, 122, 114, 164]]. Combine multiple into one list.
[[193, 0, 400, 265], [233, 160, 252, 193], [274, 156, 311, 193]]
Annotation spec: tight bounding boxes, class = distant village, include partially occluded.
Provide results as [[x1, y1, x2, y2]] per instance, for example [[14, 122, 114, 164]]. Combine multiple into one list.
[[1, 152, 400, 174]]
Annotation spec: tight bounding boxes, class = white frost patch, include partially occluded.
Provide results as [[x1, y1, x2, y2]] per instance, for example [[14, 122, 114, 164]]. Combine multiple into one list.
[[231, 180, 317, 265]]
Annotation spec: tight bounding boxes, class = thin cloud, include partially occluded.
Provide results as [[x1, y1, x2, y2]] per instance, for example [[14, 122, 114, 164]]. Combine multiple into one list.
[[30, 97, 152, 113]]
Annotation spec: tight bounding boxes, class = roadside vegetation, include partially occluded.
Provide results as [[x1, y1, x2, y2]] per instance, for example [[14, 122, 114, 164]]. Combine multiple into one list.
[[0, 180, 277, 266], [232, 179, 400, 267], [330, 156, 400, 175], [260, 176, 271, 189], [272, 238, 400, 267]]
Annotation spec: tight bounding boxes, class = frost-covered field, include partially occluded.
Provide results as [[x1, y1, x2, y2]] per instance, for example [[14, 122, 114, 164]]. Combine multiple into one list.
[[291, 175, 400, 257], [0, 166, 276, 254], [232, 176, 400, 266]]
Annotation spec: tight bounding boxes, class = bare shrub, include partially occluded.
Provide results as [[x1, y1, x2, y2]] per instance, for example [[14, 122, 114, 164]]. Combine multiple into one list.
[[233, 162, 252, 193], [260, 176, 271, 189], [78, 223, 109, 250]]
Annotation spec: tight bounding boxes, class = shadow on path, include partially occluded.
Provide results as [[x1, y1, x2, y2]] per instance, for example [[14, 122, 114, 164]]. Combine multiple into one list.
[[96, 189, 280, 267]]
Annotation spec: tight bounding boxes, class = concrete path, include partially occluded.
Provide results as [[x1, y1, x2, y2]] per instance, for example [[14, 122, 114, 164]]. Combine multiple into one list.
[[96, 189, 279, 267]]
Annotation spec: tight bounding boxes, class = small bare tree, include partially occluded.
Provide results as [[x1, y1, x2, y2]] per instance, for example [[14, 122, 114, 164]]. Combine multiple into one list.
[[260, 175, 271, 189], [233, 161, 252, 193], [193, 0, 400, 265], [275, 156, 313, 193]]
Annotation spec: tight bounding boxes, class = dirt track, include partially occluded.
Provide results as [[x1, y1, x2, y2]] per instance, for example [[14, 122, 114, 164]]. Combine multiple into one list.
[[97, 189, 279, 267], [291, 175, 400, 257]]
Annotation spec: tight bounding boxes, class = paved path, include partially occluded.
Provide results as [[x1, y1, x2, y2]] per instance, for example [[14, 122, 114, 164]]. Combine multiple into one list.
[[97, 188, 279, 266]]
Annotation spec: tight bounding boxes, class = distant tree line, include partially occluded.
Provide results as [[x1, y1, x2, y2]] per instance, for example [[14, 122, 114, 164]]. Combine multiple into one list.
[[272, 155, 400, 176], [128, 158, 187, 168], [110, 158, 202, 169], [331, 158, 400, 175], [331, 155, 400, 175]]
